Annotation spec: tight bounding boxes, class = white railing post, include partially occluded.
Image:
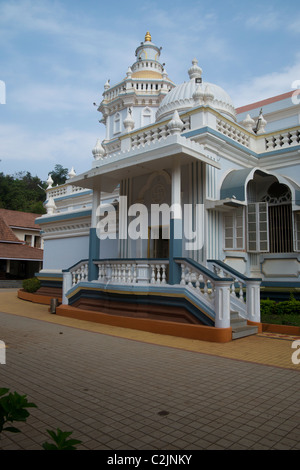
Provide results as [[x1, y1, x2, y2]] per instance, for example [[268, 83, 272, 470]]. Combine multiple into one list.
[[62, 271, 72, 305], [214, 280, 232, 329], [246, 280, 261, 323]]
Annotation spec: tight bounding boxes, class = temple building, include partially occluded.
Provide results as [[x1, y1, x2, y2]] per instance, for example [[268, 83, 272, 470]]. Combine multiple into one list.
[[35, 33, 300, 341]]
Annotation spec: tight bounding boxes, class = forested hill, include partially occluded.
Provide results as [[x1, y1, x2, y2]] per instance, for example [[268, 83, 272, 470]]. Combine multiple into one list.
[[0, 165, 68, 214]]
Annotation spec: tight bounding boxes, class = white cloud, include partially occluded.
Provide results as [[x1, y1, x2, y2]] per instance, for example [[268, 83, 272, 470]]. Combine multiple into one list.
[[0, 123, 101, 177], [229, 56, 300, 107]]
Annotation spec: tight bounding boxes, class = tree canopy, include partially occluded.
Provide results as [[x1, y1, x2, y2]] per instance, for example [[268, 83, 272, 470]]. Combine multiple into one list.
[[0, 165, 69, 214], [49, 164, 68, 186]]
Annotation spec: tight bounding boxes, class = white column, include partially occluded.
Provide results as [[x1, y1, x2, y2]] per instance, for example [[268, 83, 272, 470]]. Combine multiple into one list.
[[214, 280, 232, 328], [6, 260, 10, 274], [169, 158, 182, 284], [91, 188, 101, 228], [89, 186, 101, 281], [62, 271, 72, 305], [246, 280, 261, 323]]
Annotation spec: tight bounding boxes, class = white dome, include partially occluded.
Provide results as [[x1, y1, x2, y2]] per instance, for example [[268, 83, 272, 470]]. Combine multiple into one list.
[[156, 59, 236, 122]]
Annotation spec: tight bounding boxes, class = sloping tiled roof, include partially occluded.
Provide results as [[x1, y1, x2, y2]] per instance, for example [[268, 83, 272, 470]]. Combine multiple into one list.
[[0, 209, 43, 261], [0, 243, 43, 261], [0, 217, 20, 242], [0, 209, 41, 230], [236, 90, 294, 114]]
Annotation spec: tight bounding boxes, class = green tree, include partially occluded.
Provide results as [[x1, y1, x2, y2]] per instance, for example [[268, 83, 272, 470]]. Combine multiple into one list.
[[49, 164, 68, 186], [0, 172, 47, 214]]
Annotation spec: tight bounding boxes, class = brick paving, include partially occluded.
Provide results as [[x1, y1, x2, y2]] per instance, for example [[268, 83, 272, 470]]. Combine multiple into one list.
[[0, 291, 299, 450]]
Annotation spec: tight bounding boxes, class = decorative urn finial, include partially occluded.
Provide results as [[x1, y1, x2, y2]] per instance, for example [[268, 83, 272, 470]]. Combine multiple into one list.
[[46, 174, 54, 189], [145, 31, 152, 42], [68, 167, 76, 179], [188, 58, 202, 80], [168, 110, 184, 135], [92, 139, 105, 160], [123, 108, 135, 133]]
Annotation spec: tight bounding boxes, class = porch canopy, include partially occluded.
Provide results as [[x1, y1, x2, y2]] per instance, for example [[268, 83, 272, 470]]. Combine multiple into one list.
[[219, 168, 300, 210], [70, 134, 221, 192]]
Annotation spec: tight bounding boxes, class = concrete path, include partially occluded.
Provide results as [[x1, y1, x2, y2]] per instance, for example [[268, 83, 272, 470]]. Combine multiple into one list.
[[0, 290, 299, 450]]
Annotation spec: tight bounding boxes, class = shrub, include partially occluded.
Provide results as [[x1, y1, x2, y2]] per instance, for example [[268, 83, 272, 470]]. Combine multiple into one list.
[[260, 299, 276, 316], [22, 277, 41, 293], [260, 295, 300, 326], [274, 297, 300, 316]]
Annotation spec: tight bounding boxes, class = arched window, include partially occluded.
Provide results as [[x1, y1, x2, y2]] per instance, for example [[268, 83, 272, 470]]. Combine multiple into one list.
[[247, 178, 293, 253], [262, 183, 293, 253], [141, 107, 152, 127]]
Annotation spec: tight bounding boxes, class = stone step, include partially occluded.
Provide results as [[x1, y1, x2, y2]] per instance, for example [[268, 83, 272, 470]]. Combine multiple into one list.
[[232, 325, 258, 340], [230, 317, 248, 328], [230, 311, 258, 340], [230, 311, 240, 320]]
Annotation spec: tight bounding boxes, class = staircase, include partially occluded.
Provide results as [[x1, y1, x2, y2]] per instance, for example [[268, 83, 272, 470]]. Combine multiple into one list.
[[230, 311, 258, 340]]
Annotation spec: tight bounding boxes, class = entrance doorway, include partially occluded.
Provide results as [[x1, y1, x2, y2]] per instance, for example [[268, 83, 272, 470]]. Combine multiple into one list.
[[148, 226, 169, 258]]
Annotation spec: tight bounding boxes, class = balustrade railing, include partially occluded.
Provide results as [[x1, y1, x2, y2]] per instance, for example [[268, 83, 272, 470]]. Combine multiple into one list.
[[208, 259, 261, 322], [178, 260, 216, 306], [70, 260, 89, 286], [47, 184, 88, 199], [208, 259, 246, 316], [130, 117, 190, 149], [63, 256, 260, 327], [95, 259, 169, 285], [264, 128, 300, 151], [216, 118, 250, 148]]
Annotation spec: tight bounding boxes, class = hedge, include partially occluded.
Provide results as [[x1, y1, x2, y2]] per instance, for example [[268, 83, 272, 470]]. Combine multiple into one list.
[[22, 277, 41, 293], [261, 296, 300, 315]]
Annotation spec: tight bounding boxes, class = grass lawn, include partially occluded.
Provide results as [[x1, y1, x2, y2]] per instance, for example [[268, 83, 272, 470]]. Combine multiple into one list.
[[261, 313, 300, 327]]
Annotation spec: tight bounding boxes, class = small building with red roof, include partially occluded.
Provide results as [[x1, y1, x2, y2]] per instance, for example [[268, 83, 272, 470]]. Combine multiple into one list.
[[0, 209, 43, 280]]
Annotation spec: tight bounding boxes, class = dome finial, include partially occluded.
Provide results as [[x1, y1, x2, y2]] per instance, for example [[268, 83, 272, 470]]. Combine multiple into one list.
[[145, 31, 151, 42], [188, 58, 202, 80]]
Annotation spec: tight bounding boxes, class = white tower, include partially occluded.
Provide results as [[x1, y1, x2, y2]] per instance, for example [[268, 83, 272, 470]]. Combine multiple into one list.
[[97, 32, 175, 149]]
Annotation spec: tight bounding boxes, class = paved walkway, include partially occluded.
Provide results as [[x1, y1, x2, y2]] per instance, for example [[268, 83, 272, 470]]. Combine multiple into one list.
[[0, 290, 299, 450]]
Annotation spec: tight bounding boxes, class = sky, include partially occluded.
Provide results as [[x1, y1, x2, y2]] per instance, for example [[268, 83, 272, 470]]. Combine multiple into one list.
[[0, 0, 299, 182]]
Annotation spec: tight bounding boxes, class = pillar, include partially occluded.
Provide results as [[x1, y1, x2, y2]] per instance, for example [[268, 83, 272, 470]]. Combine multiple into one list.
[[246, 280, 261, 323], [88, 187, 101, 281], [169, 158, 182, 284], [214, 280, 232, 328], [62, 271, 72, 305]]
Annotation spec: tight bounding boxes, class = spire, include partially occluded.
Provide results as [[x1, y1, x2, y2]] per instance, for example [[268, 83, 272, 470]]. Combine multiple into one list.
[[242, 114, 255, 132], [45, 197, 56, 215], [46, 174, 54, 189], [188, 58, 202, 80], [92, 139, 105, 160], [145, 31, 152, 42], [193, 85, 205, 104], [68, 167, 76, 179], [168, 110, 184, 134], [123, 108, 135, 133]]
